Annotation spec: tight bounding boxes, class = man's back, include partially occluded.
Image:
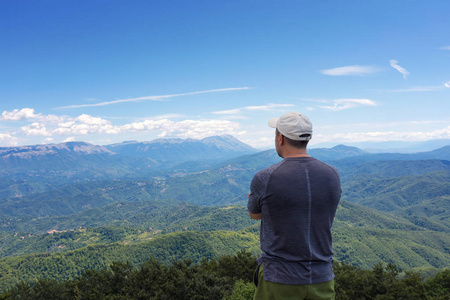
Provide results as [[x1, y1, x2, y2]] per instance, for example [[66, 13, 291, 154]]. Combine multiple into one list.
[[248, 156, 341, 285]]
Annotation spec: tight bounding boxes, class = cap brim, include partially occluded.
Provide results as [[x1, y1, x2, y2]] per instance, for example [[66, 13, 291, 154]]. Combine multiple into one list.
[[268, 118, 278, 128]]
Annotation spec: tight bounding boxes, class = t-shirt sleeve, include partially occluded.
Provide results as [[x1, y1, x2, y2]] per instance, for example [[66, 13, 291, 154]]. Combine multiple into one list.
[[247, 172, 265, 214], [247, 162, 283, 214]]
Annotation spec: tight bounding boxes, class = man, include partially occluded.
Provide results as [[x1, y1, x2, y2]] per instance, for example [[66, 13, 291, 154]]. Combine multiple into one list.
[[247, 112, 341, 300]]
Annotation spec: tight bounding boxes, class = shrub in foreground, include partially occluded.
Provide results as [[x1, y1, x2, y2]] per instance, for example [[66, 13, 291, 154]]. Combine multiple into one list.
[[1, 251, 449, 299]]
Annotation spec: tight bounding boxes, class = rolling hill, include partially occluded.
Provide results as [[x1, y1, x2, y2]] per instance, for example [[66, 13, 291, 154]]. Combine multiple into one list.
[[0, 200, 449, 293], [0, 138, 449, 293]]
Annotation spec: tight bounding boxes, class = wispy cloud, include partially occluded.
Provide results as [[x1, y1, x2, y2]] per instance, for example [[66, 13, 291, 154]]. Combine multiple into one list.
[[55, 87, 252, 109], [320, 65, 380, 76], [320, 99, 377, 111], [390, 86, 443, 92], [389, 81, 450, 92], [440, 45, 450, 50], [213, 103, 294, 115], [150, 114, 185, 120], [389, 60, 409, 79], [213, 109, 242, 115]]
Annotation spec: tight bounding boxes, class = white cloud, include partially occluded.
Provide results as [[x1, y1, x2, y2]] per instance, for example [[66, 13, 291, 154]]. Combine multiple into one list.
[[21, 122, 51, 136], [48, 114, 121, 136], [63, 137, 76, 143], [37, 114, 67, 123], [444, 81, 450, 88], [320, 99, 377, 111], [121, 118, 242, 139], [76, 114, 110, 125], [121, 119, 165, 132], [53, 123, 120, 136], [4, 109, 244, 140], [389, 60, 409, 79], [320, 65, 379, 76], [315, 125, 450, 143], [244, 104, 294, 111], [0, 133, 18, 146], [0, 108, 66, 124], [42, 137, 54, 144], [440, 46, 450, 50], [56, 87, 252, 109], [1, 108, 39, 121], [159, 119, 242, 139]]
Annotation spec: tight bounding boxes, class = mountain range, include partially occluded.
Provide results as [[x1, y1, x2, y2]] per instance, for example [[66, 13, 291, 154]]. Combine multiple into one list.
[[105, 135, 256, 161], [0, 136, 449, 292], [312, 139, 450, 153]]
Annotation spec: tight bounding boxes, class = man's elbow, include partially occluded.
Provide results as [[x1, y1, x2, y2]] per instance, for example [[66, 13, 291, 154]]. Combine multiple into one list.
[[249, 211, 262, 220]]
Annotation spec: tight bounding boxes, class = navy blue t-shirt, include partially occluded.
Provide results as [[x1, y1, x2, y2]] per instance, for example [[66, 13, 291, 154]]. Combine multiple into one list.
[[248, 157, 341, 285]]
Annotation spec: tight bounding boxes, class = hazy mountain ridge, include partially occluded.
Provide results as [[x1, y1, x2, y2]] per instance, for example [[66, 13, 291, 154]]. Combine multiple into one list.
[[104, 134, 257, 164], [312, 139, 450, 153], [0, 142, 121, 178], [334, 145, 450, 163], [334, 159, 450, 180], [0, 139, 448, 179], [0, 142, 113, 157], [0, 136, 257, 182], [1, 143, 449, 216]]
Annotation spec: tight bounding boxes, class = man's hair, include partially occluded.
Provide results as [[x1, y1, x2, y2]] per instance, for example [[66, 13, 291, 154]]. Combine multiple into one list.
[[276, 129, 309, 149]]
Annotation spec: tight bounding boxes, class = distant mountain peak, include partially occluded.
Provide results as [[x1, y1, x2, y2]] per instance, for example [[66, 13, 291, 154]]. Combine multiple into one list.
[[201, 135, 256, 151], [307, 144, 366, 161], [105, 135, 257, 163], [0, 142, 113, 160], [108, 135, 255, 150], [147, 138, 186, 144], [331, 144, 366, 154]]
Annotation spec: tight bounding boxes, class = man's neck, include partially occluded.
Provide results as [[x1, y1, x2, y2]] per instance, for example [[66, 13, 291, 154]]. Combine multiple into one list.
[[282, 148, 309, 159]]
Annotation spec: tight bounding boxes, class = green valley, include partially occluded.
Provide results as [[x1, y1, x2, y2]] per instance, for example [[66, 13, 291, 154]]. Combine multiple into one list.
[[0, 141, 449, 295]]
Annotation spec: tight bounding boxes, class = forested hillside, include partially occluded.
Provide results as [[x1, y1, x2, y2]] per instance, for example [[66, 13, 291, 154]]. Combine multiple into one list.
[[0, 140, 449, 295], [0, 201, 448, 292], [2, 251, 449, 300], [0, 230, 260, 293]]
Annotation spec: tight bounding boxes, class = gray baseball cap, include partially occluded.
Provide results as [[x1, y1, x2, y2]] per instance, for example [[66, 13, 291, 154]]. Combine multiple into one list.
[[268, 112, 313, 141]]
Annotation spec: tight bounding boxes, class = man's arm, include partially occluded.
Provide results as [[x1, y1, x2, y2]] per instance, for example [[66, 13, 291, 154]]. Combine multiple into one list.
[[249, 211, 262, 220], [248, 193, 262, 219]]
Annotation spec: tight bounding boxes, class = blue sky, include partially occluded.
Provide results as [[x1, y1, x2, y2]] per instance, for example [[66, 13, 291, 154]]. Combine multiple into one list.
[[1, 0, 449, 149]]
